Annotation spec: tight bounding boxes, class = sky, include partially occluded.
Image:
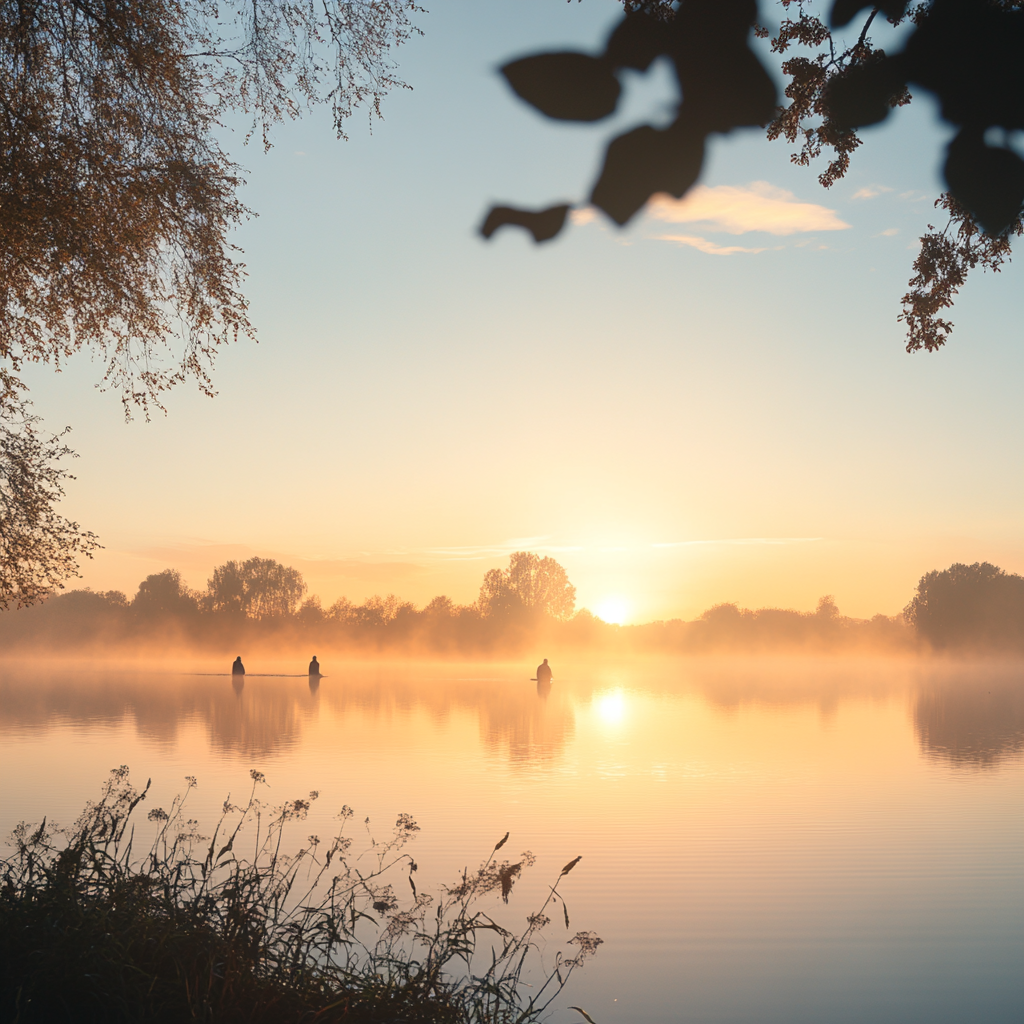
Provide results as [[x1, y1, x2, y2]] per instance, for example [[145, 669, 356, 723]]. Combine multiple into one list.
[[22, 0, 1023, 624]]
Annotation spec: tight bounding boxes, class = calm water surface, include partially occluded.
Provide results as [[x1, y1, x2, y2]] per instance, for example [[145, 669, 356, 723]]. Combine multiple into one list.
[[1, 656, 1022, 1024]]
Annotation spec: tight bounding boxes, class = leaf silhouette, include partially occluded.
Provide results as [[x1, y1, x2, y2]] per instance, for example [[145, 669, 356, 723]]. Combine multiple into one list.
[[501, 53, 620, 122], [590, 124, 704, 225], [945, 130, 1024, 236], [605, 12, 669, 72], [826, 60, 906, 129], [480, 204, 571, 243], [569, 1008, 598, 1024], [493, 831, 509, 852]]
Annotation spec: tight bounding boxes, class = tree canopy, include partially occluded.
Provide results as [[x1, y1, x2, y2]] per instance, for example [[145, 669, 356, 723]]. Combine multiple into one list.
[[132, 569, 199, 620], [479, 551, 578, 622], [0, 0, 420, 418], [206, 557, 308, 620], [904, 561, 1024, 650], [0, 0, 419, 604], [484, 0, 1024, 354], [0, 383, 98, 609]]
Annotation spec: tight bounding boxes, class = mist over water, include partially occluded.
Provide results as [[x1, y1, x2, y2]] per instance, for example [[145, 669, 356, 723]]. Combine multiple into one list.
[[1, 654, 1020, 1024]]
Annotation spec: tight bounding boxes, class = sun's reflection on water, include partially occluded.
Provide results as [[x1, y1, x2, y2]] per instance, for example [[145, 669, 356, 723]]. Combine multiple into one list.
[[593, 688, 629, 728]]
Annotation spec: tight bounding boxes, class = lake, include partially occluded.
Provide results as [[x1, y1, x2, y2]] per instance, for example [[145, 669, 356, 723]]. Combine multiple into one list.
[[1, 655, 1021, 1024]]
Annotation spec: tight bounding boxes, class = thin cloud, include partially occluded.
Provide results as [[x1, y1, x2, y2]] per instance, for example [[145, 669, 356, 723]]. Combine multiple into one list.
[[647, 182, 850, 236], [422, 537, 582, 562], [852, 185, 893, 199], [656, 233, 767, 255], [652, 537, 822, 548], [570, 207, 598, 226]]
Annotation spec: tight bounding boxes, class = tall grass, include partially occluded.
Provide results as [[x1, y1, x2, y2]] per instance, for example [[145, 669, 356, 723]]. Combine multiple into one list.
[[0, 767, 601, 1023]]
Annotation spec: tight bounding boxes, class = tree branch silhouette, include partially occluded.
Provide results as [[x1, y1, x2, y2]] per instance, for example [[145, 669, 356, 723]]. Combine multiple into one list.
[[483, 0, 1024, 352]]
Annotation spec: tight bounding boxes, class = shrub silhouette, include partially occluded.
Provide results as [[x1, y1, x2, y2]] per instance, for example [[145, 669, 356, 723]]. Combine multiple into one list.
[[0, 767, 599, 1024]]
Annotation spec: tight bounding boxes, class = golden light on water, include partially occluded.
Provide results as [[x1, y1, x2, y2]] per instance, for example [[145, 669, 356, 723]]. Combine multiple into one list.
[[595, 595, 630, 625], [594, 688, 629, 727]]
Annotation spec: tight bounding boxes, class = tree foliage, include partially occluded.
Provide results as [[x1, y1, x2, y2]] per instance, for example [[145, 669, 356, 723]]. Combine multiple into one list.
[[904, 561, 1024, 650], [0, 0, 421, 418], [132, 568, 199, 620], [484, 0, 1024, 352], [479, 552, 577, 622], [0, 0, 419, 604], [206, 556, 307, 619], [0, 380, 99, 609]]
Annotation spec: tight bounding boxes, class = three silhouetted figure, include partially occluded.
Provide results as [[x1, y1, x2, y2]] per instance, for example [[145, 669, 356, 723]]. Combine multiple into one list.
[[308, 656, 321, 677], [232, 656, 245, 676], [536, 658, 552, 685]]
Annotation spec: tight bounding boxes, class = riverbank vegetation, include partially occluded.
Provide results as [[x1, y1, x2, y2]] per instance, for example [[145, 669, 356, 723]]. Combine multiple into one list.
[[0, 767, 599, 1024], [0, 553, 1021, 657]]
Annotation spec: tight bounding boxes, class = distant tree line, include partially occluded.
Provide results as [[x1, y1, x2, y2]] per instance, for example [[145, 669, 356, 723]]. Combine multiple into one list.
[[0, 554, 1020, 655]]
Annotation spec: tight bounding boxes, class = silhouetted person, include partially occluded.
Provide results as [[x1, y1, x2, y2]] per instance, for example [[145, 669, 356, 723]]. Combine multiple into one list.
[[536, 658, 552, 686], [308, 656, 320, 677], [232, 656, 245, 676]]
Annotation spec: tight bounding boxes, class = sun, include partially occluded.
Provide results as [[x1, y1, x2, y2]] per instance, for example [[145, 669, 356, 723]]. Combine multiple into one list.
[[595, 595, 629, 625]]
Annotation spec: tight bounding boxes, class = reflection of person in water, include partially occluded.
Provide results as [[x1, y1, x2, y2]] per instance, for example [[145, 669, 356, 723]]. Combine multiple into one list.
[[232, 656, 245, 676], [536, 658, 552, 686], [537, 677, 552, 700], [308, 656, 320, 677]]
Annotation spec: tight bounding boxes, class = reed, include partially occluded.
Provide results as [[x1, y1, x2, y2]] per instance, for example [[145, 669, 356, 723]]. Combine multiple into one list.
[[0, 767, 600, 1023]]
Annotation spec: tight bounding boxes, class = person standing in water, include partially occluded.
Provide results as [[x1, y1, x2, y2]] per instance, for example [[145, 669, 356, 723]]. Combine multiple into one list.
[[536, 658, 552, 686], [308, 656, 321, 677], [232, 656, 245, 676]]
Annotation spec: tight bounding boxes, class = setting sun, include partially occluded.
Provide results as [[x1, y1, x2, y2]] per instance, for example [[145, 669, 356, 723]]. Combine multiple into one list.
[[595, 595, 630, 625]]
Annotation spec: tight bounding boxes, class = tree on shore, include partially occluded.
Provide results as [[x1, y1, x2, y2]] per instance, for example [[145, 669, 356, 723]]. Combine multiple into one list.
[[132, 570, 200, 621], [479, 552, 577, 623], [0, 0, 421, 601], [0, 385, 99, 609], [206, 557, 307, 620], [904, 562, 1024, 650]]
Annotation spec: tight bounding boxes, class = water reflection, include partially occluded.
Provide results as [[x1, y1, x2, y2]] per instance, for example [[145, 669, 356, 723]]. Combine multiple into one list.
[[0, 659, 1021, 769], [0, 664, 576, 764], [914, 668, 1024, 767], [1, 657, 1020, 1024]]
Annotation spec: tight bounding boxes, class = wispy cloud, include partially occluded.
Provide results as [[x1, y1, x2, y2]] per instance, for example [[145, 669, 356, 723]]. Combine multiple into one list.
[[655, 233, 767, 255], [422, 537, 582, 562], [651, 537, 822, 548], [646, 182, 850, 235], [852, 185, 893, 199], [570, 207, 598, 226]]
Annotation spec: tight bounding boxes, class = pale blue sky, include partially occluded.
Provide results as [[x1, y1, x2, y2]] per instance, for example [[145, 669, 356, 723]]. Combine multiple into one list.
[[25, 0, 1023, 620]]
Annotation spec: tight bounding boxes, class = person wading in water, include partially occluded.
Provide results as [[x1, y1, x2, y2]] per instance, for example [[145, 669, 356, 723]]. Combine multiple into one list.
[[536, 658, 552, 686], [308, 656, 321, 677], [232, 656, 245, 676]]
